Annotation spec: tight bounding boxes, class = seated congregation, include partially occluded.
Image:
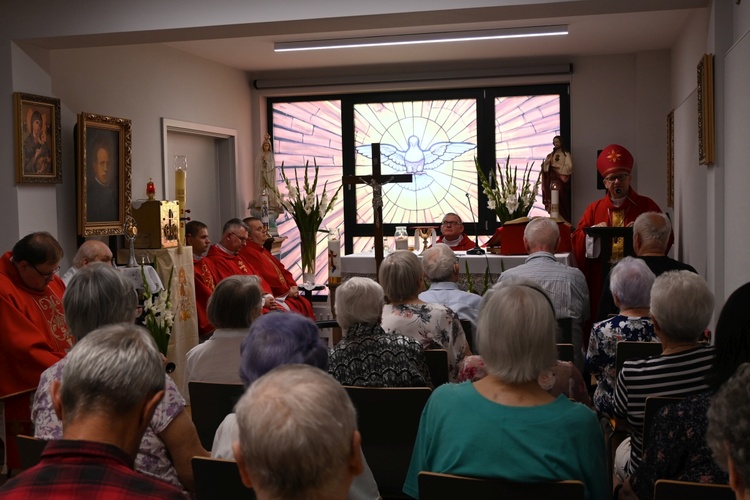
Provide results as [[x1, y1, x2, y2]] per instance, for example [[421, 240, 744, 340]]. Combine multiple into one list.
[[1, 207, 744, 500]]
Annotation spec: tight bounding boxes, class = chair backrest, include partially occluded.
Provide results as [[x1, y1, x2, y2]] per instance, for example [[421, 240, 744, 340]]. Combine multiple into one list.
[[345, 386, 432, 498], [615, 341, 663, 374], [188, 382, 246, 450], [653, 479, 734, 500], [418, 472, 585, 500], [15, 435, 47, 470], [459, 319, 474, 353], [557, 318, 573, 344], [557, 343, 575, 363], [643, 396, 683, 449], [192, 456, 255, 499], [424, 349, 449, 387]]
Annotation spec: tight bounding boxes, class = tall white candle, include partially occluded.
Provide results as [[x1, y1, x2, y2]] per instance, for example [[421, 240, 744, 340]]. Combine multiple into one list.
[[328, 231, 341, 284]]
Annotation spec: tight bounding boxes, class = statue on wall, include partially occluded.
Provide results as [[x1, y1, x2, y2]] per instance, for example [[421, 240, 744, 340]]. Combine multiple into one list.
[[249, 133, 281, 235]]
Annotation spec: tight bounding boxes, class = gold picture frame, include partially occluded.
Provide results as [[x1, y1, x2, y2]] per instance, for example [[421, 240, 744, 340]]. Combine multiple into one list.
[[667, 110, 674, 208], [697, 54, 715, 165], [13, 92, 62, 184], [76, 112, 132, 236]]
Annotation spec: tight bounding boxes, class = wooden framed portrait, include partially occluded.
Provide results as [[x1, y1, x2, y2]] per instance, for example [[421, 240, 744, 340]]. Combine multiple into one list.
[[697, 53, 715, 165], [76, 112, 132, 236], [13, 92, 62, 184], [667, 110, 674, 208]]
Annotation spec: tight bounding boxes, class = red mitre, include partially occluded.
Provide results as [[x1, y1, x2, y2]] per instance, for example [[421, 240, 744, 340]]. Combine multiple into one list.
[[596, 144, 634, 178]]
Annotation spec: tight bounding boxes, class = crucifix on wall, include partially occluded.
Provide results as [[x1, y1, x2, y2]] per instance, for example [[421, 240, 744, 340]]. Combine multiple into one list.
[[342, 143, 413, 277]]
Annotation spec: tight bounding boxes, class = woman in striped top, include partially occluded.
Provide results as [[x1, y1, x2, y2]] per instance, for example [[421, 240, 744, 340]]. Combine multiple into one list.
[[613, 270, 715, 480]]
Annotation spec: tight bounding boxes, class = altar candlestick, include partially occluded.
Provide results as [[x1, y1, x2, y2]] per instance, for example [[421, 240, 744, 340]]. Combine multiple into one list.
[[174, 155, 188, 245]]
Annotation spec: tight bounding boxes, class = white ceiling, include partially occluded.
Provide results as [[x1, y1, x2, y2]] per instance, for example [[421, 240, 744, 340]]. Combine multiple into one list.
[[159, 1, 706, 79]]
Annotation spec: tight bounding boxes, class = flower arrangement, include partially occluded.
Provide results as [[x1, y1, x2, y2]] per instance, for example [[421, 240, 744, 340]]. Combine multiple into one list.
[[266, 160, 342, 281], [140, 263, 174, 355], [474, 156, 541, 223]]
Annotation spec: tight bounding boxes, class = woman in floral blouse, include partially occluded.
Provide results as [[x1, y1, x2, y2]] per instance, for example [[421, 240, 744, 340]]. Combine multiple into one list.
[[379, 251, 470, 381], [585, 257, 658, 417]]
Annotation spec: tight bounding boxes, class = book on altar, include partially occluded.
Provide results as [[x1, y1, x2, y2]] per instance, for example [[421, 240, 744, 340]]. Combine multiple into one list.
[[484, 217, 572, 255]]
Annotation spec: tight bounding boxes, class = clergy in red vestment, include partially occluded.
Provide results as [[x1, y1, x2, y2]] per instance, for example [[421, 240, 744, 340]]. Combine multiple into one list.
[[206, 218, 284, 313], [240, 217, 315, 319], [186, 220, 218, 340], [0, 232, 74, 469], [434, 213, 476, 251], [571, 144, 670, 333]]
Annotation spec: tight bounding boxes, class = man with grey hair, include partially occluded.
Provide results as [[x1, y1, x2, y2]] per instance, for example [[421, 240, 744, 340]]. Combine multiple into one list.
[[233, 364, 364, 500], [420, 243, 481, 336], [0, 325, 183, 498], [596, 211, 696, 321], [498, 217, 589, 368], [61, 239, 113, 286]]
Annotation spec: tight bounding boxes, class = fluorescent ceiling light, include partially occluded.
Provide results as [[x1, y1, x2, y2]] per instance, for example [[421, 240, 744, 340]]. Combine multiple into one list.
[[274, 25, 568, 52]]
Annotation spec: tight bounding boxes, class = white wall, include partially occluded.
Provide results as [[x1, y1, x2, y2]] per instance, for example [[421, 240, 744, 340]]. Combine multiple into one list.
[[42, 44, 253, 268]]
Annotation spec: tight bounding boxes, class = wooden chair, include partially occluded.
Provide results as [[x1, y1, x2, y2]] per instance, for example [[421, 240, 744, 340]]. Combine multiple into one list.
[[418, 472, 585, 500], [344, 386, 432, 499], [424, 349, 449, 387], [557, 343, 575, 363], [643, 396, 683, 449], [15, 435, 47, 470], [653, 479, 734, 500], [188, 382, 246, 450], [615, 341, 663, 373], [192, 456, 255, 499], [459, 319, 474, 353], [557, 318, 573, 344]]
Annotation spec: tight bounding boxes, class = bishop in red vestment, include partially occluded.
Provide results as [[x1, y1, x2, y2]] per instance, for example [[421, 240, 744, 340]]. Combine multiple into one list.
[[0, 232, 73, 469], [241, 218, 315, 319], [571, 144, 670, 333]]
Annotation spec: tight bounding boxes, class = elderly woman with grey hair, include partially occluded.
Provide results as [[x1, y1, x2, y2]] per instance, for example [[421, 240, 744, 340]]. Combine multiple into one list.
[[32, 263, 208, 494], [585, 256, 658, 417], [403, 280, 607, 500], [379, 251, 469, 381], [328, 277, 431, 387], [613, 270, 716, 481], [184, 274, 263, 398]]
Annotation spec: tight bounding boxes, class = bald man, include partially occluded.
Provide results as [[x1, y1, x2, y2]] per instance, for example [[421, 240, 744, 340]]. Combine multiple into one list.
[[61, 240, 113, 286]]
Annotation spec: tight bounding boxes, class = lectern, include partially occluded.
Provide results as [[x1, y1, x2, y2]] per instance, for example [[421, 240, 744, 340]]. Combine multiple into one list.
[[583, 226, 634, 300]]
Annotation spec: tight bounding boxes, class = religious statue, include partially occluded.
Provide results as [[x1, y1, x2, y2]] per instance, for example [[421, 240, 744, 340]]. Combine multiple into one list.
[[249, 133, 281, 234], [541, 135, 573, 223]]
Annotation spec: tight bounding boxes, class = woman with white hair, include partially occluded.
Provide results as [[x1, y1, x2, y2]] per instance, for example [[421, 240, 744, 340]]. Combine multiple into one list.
[[586, 256, 658, 417], [403, 280, 606, 500], [379, 251, 469, 381], [329, 277, 431, 387], [613, 270, 716, 480]]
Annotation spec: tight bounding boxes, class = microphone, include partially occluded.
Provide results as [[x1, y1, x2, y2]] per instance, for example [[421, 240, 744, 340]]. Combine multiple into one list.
[[464, 193, 485, 255]]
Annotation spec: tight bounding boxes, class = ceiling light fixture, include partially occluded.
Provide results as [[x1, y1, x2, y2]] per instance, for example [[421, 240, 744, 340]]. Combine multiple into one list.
[[274, 25, 568, 52]]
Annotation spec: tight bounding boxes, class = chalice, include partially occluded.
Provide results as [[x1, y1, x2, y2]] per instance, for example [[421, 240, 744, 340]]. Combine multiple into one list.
[[415, 226, 437, 254]]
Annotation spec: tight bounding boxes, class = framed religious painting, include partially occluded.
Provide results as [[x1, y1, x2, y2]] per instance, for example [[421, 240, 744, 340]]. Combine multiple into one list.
[[76, 112, 132, 236], [14, 92, 62, 184], [697, 53, 715, 165], [666, 110, 674, 208]]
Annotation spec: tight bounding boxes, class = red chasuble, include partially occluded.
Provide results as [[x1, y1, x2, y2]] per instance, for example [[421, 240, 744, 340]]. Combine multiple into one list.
[[435, 233, 477, 252], [0, 251, 73, 468], [240, 242, 315, 319], [571, 189, 670, 333], [193, 257, 218, 338], [206, 244, 286, 314]]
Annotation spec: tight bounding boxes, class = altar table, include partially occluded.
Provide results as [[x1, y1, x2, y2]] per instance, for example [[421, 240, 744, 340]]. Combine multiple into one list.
[[341, 251, 573, 295]]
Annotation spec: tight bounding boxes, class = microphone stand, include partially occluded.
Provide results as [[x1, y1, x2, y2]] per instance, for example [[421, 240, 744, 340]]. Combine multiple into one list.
[[465, 193, 485, 255]]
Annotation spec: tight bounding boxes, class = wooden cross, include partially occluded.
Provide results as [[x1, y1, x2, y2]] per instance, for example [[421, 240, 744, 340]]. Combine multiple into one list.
[[343, 143, 413, 277]]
